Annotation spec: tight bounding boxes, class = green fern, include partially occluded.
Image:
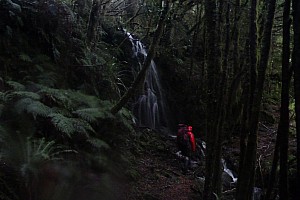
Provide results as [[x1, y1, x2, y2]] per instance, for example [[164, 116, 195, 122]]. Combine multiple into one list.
[[6, 81, 25, 91], [36, 71, 58, 87], [14, 98, 52, 118], [116, 108, 134, 132], [87, 138, 110, 150], [4, 91, 41, 102], [19, 53, 32, 62], [73, 108, 102, 123], [38, 87, 71, 108], [32, 54, 51, 63], [19, 137, 74, 182], [38, 87, 101, 110], [48, 113, 77, 137], [26, 101, 52, 118], [14, 98, 35, 113], [48, 113, 94, 137], [65, 91, 101, 108], [72, 118, 95, 135], [73, 107, 114, 123]]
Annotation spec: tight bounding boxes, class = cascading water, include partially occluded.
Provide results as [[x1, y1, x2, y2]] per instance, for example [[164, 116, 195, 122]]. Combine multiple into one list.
[[125, 31, 166, 129], [222, 159, 237, 184]]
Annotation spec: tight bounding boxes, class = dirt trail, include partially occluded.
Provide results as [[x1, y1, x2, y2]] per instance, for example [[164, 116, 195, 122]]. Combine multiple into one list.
[[125, 132, 202, 200]]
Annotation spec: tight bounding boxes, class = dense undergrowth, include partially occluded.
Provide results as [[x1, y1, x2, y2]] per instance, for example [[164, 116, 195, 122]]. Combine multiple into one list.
[[0, 0, 139, 199]]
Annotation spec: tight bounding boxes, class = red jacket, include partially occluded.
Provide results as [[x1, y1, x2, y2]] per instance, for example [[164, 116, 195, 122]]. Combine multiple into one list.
[[187, 131, 196, 152]]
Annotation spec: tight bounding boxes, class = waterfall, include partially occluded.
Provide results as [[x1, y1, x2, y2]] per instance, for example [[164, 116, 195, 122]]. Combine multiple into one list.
[[222, 158, 237, 183], [125, 31, 166, 129]]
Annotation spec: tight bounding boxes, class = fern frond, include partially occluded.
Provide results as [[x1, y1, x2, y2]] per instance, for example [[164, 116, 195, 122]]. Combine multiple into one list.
[[48, 113, 76, 137], [118, 108, 133, 120], [36, 72, 58, 87], [19, 53, 32, 62], [38, 87, 71, 108], [6, 81, 25, 91], [4, 91, 40, 102], [65, 91, 101, 108], [31, 138, 56, 160], [72, 118, 95, 135], [25, 101, 52, 118], [14, 98, 51, 118], [116, 108, 134, 132], [73, 107, 114, 123], [14, 98, 35, 114], [32, 54, 51, 63], [87, 138, 110, 150]]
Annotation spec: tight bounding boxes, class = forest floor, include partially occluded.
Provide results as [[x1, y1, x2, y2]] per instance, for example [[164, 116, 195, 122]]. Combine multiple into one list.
[[124, 121, 297, 200], [124, 129, 203, 200]]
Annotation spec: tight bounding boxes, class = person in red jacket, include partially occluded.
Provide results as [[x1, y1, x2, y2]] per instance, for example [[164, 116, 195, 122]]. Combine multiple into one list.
[[177, 124, 196, 172]]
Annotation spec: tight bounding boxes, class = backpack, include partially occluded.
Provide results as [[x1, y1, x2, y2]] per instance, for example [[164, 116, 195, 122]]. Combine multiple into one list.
[[177, 126, 190, 154], [177, 125, 193, 156]]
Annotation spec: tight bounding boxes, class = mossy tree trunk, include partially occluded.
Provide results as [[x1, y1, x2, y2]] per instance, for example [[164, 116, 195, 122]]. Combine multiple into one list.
[[292, 0, 300, 197], [236, 0, 277, 199]]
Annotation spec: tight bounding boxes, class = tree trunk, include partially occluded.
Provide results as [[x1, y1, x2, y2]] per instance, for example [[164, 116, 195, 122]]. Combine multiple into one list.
[[292, 0, 300, 198], [236, 0, 258, 197], [203, 0, 223, 199], [110, 1, 169, 115], [86, 0, 102, 46], [236, 0, 277, 199], [264, 134, 280, 200], [279, 0, 291, 199]]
